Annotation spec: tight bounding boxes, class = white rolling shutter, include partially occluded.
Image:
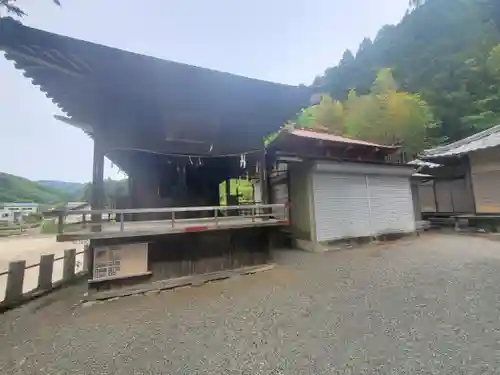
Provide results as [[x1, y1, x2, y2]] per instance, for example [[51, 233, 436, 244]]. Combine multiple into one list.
[[312, 173, 371, 242], [367, 176, 415, 235], [312, 167, 415, 242]]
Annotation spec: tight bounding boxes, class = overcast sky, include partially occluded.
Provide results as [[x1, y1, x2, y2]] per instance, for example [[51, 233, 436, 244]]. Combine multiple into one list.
[[0, 0, 407, 182]]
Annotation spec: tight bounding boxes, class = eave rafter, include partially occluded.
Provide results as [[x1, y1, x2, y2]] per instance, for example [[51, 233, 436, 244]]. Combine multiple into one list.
[[0, 16, 313, 157]]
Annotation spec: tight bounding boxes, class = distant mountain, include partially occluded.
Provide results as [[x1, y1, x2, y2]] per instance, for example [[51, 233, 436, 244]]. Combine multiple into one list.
[[0, 173, 73, 204], [37, 180, 85, 199]]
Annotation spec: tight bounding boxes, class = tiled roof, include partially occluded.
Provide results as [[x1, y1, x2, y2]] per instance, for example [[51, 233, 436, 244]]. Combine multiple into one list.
[[289, 128, 398, 149], [421, 124, 500, 159]]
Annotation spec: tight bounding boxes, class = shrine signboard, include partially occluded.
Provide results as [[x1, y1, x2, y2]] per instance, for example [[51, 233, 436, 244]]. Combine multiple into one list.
[[93, 243, 148, 281]]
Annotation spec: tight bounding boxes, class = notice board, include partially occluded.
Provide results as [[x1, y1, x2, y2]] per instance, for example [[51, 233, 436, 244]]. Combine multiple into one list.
[[93, 242, 148, 281]]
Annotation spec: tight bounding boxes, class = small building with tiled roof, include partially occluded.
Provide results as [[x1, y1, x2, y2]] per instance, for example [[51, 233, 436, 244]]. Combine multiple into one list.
[[419, 124, 500, 215], [264, 126, 416, 251]]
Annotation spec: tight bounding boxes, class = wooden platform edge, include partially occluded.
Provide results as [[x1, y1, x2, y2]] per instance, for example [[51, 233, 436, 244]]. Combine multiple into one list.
[[57, 220, 285, 242], [88, 271, 153, 284], [83, 263, 276, 303]]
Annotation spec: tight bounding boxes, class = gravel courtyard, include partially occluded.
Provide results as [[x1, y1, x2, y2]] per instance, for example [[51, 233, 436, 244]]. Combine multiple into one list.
[[1, 233, 500, 374]]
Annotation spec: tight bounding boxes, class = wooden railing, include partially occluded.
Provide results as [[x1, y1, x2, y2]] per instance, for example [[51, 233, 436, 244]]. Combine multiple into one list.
[[54, 203, 289, 235], [0, 248, 87, 312]]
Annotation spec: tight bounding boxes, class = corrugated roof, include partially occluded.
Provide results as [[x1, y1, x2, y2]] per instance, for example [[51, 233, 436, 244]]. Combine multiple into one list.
[[289, 129, 398, 149], [421, 124, 500, 159]]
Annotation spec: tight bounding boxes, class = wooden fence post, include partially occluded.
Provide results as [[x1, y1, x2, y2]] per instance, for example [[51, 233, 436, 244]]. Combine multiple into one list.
[[38, 254, 54, 290], [63, 249, 76, 282], [5, 260, 26, 303], [57, 212, 65, 234], [82, 244, 90, 272]]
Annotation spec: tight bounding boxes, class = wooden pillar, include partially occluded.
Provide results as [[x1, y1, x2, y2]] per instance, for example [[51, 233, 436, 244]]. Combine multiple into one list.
[[266, 157, 273, 205], [87, 242, 95, 281], [259, 150, 269, 204], [208, 179, 220, 206], [38, 254, 54, 290], [128, 176, 134, 208], [465, 155, 476, 214], [62, 248, 76, 282], [432, 180, 439, 213], [127, 174, 136, 221], [91, 137, 105, 231], [5, 260, 25, 303], [411, 181, 422, 222], [225, 177, 231, 205]]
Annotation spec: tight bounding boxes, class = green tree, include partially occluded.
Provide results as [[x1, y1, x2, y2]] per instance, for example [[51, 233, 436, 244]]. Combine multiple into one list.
[[0, 173, 72, 203], [288, 69, 435, 157], [339, 50, 355, 66], [487, 44, 500, 76], [81, 183, 92, 203], [80, 179, 129, 208], [371, 68, 399, 94], [296, 95, 345, 134], [356, 38, 373, 56], [343, 69, 435, 157], [409, 0, 425, 7], [316, 0, 500, 143], [459, 44, 500, 130]]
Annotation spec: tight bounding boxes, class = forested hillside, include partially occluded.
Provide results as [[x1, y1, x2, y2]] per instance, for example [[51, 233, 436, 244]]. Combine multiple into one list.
[[308, 0, 500, 147], [79, 178, 129, 207], [0, 173, 73, 203], [37, 180, 85, 198], [0, 173, 128, 205]]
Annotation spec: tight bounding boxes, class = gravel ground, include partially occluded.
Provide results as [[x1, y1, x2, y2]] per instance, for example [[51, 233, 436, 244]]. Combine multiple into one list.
[[2, 233, 500, 374]]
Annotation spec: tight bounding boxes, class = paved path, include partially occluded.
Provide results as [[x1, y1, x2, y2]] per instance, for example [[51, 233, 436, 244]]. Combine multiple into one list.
[[1, 233, 500, 374]]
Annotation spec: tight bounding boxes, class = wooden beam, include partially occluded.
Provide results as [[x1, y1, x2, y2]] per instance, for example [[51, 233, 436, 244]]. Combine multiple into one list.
[[5, 46, 84, 78], [91, 137, 105, 231], [261, 150, 273, 205], [225, 177, 231, 205]]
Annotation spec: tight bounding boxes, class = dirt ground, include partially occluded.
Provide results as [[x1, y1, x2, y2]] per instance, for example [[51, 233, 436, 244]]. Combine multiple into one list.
[[1, 233, 500, 374], [0, 235, 84, 300]]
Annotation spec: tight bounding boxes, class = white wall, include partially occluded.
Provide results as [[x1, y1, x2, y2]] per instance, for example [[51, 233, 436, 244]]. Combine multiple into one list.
[[0, 210, 14, 224]]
